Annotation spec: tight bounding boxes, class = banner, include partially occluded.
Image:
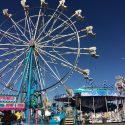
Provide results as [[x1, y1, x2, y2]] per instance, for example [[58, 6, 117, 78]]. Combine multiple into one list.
[[0, 103, 25, 111], [0, 95, 16, 102]]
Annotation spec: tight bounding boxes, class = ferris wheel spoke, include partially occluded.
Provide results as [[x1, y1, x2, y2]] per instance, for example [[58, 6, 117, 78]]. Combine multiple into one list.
[[0, 48, 18, 52], [33, 9, 42, 40], [51, 48, 78, 70], [36, 14, 75, 43], [60, 52, 86, 55], [39, 64, 58, 82], [47, 20, 77, 43], [0, 48, 28, 73], [36, 6, 60, 42], [57, 20, 77, 36], [0, 43, 28, 47], [24, 12, 32, 39], [0, 87, 6, 94], [16, 20, 32, 36], [0, 79, 10, 93], [24, 17, 27, 35], [13, 25, 20, 38], [0, 57, 20, 63], [4, 59, 24, 88], [38, 52, 60, 81], [25, 11, 32, 39], [40, 20, 77, 45], [1, 33, 16, 45], [8, 72, 22, 93], [61, 62, 83, 75], [0, 80, 7, 92], [3, 34, 26, 45], [38, 48, 70, 66], [0, 67, 14, 80], [47, 12, 62, 37], [38, 14, 45, 33], [17, 21, 31, 39], [13, 25, 25, 44], [0, 36, 25, 47], [37, 45, 80, 54], [37, 48, 74, 72], [23, 15, 36, 38], [71, 34, 87, 41], [7, 32, 23, 37], [38, 65, 47, 77], [45, 60, 58, 65], [10, 17, 29, 41], [0, 48, 26, 57], [0, 29, 28, 44], [0, 25, 25, 45], [37, 31, 78, 45], [50, 57, 61, 79], [24, 12, 37, 39], [68, 34, 86, 43], [28, 15, 36, 29], [28, 16, 37, 38], [54, 34, 87, 47], [0, 61, 24, 82], [53, 48, 72, 61], [51, 20, 77, 42], [0, 58, 14, 63]]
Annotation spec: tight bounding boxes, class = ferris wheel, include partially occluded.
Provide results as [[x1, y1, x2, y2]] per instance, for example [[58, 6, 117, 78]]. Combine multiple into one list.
[[0, 0, 98, 100]]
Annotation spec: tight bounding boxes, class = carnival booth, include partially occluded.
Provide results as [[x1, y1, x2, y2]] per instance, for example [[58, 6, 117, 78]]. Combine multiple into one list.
[[0, 94, 25, 124]]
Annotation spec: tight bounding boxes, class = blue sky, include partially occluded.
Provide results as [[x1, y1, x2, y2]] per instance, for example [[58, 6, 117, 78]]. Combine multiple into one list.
[[0, 0, 125, 97]]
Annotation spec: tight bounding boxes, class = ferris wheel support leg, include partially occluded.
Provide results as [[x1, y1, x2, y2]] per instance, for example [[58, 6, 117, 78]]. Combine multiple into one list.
[[26, 47, 33, 124]]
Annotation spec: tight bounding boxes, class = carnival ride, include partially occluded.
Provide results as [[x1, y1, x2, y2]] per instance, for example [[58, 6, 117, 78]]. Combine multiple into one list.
[[55, 85, 125, 124], [0, 0, 98, 124], [115, 76, 125, 92]]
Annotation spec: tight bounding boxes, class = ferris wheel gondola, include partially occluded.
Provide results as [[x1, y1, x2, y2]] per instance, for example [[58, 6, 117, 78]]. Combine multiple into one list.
[[115, 75, 125, 92]]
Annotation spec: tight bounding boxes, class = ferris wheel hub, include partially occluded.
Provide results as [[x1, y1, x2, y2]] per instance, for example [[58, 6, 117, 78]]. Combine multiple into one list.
[[29, 38, 35, 48]]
